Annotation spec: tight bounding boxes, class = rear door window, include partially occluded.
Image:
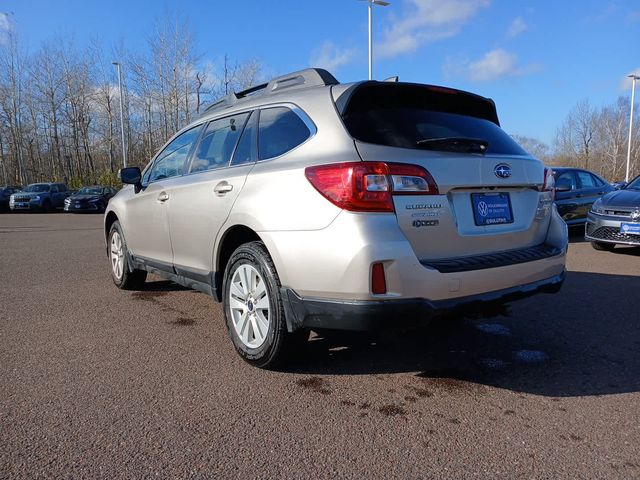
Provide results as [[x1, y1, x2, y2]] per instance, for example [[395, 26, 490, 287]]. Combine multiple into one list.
[[577, 171, 597, 188], [341, 83, 526, 155], [555, 171, 577, 191], [230, 111, 257, 166], [258, 107, 312, 160], [190, 112, 250, 173]]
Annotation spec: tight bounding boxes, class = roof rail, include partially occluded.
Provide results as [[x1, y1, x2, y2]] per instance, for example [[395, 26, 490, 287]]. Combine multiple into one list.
[[266, 68, 339, 93], [201, 68, 339, 116], [203, 93, 238, 113]]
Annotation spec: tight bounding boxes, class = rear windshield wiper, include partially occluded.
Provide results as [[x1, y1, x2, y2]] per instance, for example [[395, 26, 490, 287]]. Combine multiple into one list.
[[416, 137, 489, 154]]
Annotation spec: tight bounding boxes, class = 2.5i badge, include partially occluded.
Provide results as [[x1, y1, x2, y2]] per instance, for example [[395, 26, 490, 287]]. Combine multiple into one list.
[[412, 219, 439, 228]]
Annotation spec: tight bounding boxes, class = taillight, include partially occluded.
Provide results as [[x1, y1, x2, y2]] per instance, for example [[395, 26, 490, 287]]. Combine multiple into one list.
[[305, 162, 439, 212], [540, 167, 555, 200]]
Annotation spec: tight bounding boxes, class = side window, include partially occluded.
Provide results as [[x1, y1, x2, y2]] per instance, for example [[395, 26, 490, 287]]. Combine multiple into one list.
[[577, 171, 596, 188], [147, 125, 203, 183], [591, 174, 605, 187], [50, 185, 59, 193], [230, 111, 256, 166], [190, 113, 249, 173], [258, 107, 312, 160], [555, 171, 577, 191]]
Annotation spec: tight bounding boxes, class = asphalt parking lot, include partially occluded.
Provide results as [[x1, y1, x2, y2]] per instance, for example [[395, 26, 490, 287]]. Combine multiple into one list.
[[1, 213, 639, 479]]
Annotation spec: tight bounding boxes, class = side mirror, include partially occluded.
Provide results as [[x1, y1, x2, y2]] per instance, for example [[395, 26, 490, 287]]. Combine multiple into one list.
[[554, 179, 572, 192], [119, 167, 142, 191]]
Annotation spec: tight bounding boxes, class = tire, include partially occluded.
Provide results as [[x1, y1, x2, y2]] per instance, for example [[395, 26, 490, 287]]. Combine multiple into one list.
[[222, 241, 303, 369], [591, 241, 615, 251], [108, 220, 147, 290]]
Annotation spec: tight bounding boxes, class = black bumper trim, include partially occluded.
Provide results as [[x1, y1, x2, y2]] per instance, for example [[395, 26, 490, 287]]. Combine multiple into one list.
[[420, 244, 563, 273], [281, 271, 565, 332]]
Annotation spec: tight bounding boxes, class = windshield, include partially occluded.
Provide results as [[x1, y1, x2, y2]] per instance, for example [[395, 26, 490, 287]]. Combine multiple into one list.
[[625, 176, 640, 190], [24, 184, 50, 193], [77, 187, 103, 195], [342, 83, 527, 155]]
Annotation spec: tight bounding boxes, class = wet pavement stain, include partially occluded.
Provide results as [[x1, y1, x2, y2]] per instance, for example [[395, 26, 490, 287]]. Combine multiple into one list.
[[171, 317, 196, 326], [295, 376, 332, 395], [131, 291, 169, 301], [379, 404, 406, 417]]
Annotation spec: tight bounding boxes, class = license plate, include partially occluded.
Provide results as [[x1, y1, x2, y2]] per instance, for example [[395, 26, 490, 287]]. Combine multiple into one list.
[[18, 203, 26, 208], [471, 192, 513, 226], [620, 223, 640, 235]]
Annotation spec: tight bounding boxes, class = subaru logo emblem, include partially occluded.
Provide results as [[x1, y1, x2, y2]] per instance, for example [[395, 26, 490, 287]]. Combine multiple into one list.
[[494, 164, 512, 179], [631, 210, 640, 222]]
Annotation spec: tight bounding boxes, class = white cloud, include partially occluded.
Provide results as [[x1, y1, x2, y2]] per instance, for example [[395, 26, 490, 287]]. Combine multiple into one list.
[[466, 48, 540, 81], [0, 12, 12, 45], [376, 0, 491, 59], [620, 68, 640, 90], [506, 16, 527, 38], [310, 41, 357, 72], [627, 11, 640, 23]]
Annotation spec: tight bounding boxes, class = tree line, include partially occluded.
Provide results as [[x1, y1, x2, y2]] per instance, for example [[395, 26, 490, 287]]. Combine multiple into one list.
[[0, 15, 261, 187], [1, 14, 638, 187], [515, 96, 640, 182]]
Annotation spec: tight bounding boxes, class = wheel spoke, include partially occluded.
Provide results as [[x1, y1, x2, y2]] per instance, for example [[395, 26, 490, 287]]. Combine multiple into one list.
[[255, 296, 269, 310], [253, 280, 266, 301], [249, 315, 261, 342], [230, 281, 246, 301], [255, 310, 269, 337], [229, 297, 246, 312], [241, 266, 252, 295], [238, 312, 250, 344]]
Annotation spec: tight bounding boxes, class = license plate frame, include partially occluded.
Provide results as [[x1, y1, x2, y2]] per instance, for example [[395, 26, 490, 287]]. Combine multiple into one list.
[[471, 192, 514, 226], [620, 222, 640, 236]]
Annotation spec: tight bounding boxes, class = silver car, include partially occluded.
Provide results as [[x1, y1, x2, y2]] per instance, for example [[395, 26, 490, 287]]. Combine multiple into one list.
[[585, 174, 640, 250], [105, 68, 568, 368]]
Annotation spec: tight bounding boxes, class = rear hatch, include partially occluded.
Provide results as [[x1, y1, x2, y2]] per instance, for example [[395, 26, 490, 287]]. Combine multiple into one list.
[[337, 82, 549, 261]]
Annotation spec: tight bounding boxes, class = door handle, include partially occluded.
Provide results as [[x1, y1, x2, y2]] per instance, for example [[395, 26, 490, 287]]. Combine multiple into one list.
[[157, 192, 169, 202], [214, 181, 233, 195], [575, 194, 583, 198]]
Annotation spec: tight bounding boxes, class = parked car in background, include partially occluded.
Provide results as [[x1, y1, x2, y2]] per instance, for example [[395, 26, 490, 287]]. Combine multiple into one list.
[[0, 186, 22, 211], [9, 182, 71, 212], [552, 167, 614, 226], [105, 68, 567, 368], [64, 186, 118, 213], [586, 174, 640, 250], [611, 180, 627, 190]]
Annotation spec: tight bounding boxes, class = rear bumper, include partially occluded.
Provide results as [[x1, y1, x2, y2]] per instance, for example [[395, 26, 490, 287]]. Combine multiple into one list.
[[282, 271, 565, 332]]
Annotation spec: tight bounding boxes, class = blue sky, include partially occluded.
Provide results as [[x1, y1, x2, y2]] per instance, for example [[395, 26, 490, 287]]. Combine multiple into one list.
[[1, 0, 639, 145]]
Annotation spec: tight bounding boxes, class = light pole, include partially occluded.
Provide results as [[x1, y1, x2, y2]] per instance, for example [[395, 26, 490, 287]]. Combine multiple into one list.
[[112, 61, 128, 169], [365, 0, 390, 80], [625, 75, 640, 182]]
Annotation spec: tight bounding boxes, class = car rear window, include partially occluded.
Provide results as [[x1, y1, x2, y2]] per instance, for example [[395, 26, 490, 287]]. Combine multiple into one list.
[[341, 83, 527, 156]]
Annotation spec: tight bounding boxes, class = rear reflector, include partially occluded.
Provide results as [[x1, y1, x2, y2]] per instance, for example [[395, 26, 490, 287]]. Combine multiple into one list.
[[371, 262, 387, 294], [305, 162, 439, 212]]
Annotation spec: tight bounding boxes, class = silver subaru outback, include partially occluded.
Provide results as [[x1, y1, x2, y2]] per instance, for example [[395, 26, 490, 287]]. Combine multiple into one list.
[[105, 68, 567, 368]]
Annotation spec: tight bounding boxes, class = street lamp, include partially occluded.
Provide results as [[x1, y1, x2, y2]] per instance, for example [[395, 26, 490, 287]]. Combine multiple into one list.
[[112, 61, 128, 169], [625, 75, 640, 182], [363, 0, 390, 80]]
